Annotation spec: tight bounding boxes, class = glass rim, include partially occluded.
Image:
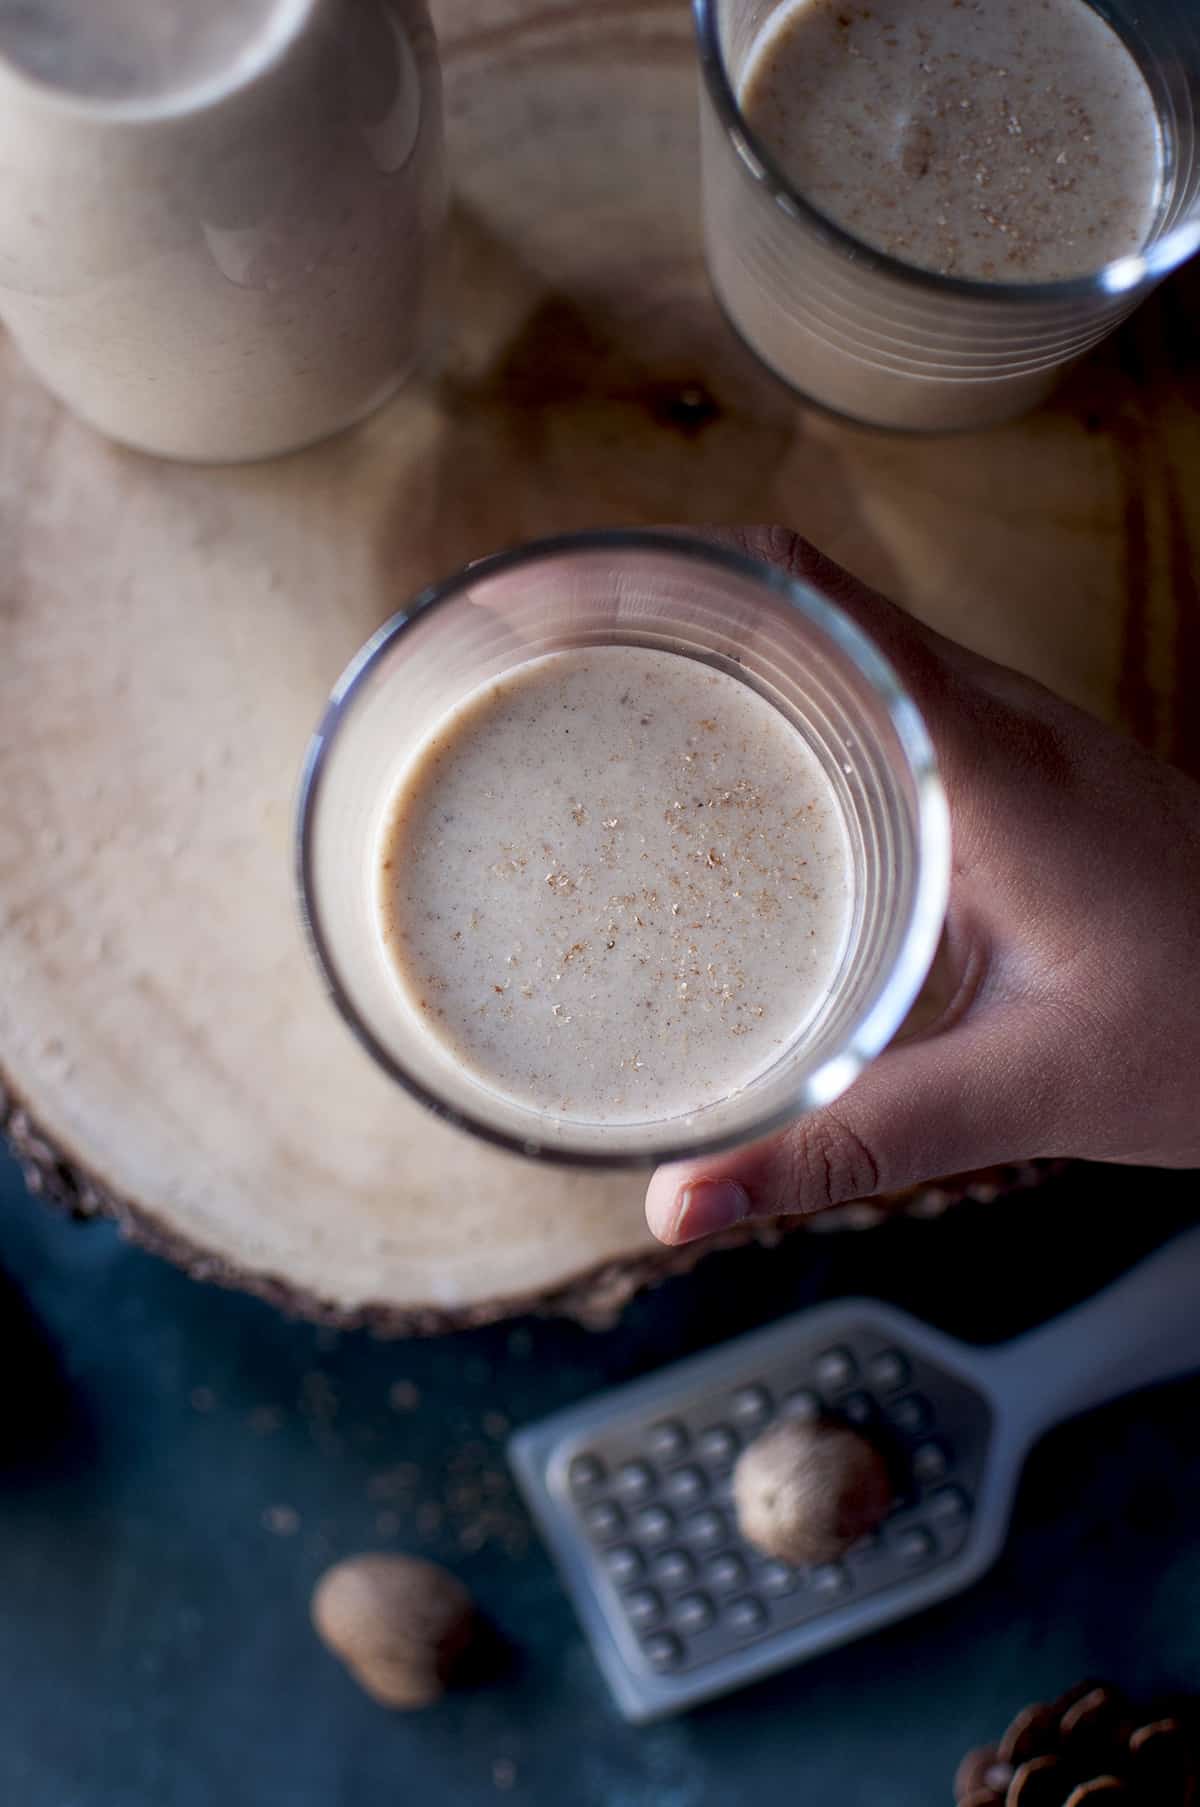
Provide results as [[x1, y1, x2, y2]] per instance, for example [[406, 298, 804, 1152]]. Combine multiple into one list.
[[693, 0, 1200, 306], [0, 0, 314, 126], [296, 528, 951, 1169]]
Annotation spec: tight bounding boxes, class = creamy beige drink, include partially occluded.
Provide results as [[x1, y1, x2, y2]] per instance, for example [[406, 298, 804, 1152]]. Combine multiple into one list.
[[376, 647, 852, 1126], [300, 534, 950, 1164], [739, 0, 1163, 283], [0, 0, 446, 460], [700, 0, 1171, 428]]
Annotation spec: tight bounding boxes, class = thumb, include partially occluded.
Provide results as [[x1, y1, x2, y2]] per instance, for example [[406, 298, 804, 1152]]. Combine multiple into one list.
[[644, 1010, 1051, 1244]]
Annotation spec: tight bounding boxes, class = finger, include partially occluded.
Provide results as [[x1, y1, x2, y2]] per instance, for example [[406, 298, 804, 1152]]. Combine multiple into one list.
[[644, 1006, 1058, 1243], [683, 524, 961, 706]]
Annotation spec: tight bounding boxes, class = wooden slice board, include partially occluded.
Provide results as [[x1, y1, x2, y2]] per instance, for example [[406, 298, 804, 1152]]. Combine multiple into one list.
[[2, 0, 1198, 1330]]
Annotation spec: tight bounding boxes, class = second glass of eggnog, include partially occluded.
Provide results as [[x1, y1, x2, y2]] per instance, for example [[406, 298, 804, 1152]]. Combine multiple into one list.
[[695, 0, 1200, 430]]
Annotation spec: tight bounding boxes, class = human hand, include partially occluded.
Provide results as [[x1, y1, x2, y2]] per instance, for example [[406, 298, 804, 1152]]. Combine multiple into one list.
[[646, 527, 1200, 1245]]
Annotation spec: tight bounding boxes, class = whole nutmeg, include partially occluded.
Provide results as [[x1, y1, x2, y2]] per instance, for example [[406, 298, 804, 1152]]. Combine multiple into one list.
[[732, 1418, 893, 1566], [311, 1553, 475, 1708]]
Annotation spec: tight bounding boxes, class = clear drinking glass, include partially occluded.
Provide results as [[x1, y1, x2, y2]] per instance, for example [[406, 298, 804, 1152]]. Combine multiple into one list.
[[297, 532, 949, 1167], [695, 0, 1200, 431]]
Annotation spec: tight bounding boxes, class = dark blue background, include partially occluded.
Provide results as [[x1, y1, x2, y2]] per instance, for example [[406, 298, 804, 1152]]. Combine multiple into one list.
[[2, 1145, 1197, 1806]]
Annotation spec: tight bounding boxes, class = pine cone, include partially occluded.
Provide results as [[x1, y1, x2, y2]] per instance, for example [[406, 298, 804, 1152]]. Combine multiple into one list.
[[954, 1682, 1198, 1806]]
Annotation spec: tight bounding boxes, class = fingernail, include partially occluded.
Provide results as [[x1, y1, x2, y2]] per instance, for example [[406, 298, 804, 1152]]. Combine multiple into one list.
[[671, 1179, 751, 1244]]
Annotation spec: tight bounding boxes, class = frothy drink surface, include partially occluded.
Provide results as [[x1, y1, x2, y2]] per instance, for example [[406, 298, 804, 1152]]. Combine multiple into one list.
[[740, 0, 1163, 282], [0, 0, 287, 100], [377, 647, 852, 1126]]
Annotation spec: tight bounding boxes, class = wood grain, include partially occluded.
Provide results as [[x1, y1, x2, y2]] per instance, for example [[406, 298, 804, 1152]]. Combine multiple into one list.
[[1, 0, 1196, 1328]]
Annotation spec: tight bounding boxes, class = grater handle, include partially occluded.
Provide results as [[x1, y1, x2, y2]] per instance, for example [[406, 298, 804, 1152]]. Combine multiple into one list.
[[979, 1224, 1200, 1448]]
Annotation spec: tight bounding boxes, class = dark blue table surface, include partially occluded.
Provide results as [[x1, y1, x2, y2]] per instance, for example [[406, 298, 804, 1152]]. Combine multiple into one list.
[[2, 1143, 1198, 1807]]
